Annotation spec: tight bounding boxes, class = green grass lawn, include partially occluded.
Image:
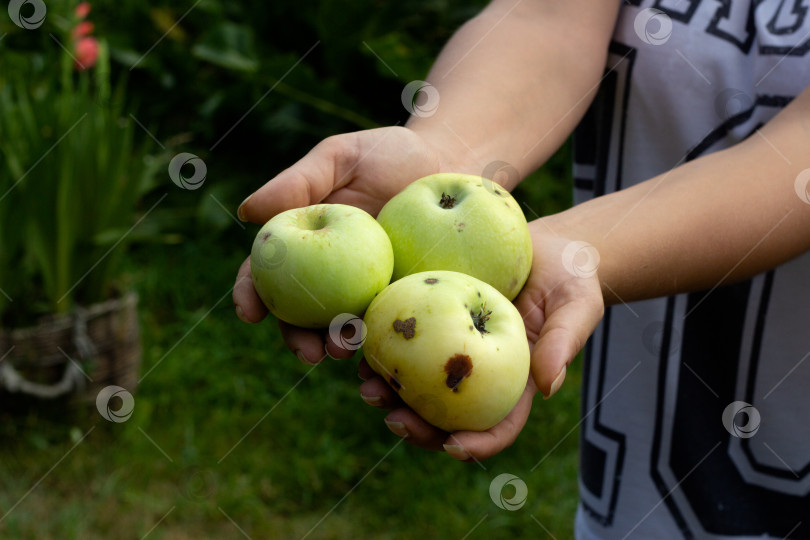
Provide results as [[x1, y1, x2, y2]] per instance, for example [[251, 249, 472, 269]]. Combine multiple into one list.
[[0, 166, 580, 539]]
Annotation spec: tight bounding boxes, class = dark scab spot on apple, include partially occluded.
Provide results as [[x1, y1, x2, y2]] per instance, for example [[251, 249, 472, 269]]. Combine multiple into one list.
[[509, 277, 518, 291], [444, 354, 473, 392], [389, 376, 402, 391], [424, 278, 438, 285], [456, 222, 465, 232], [393, 317, 416, 340], [469, 325, 474, 331], [476, 291, 481, 298], [261, 232, 272, 243]]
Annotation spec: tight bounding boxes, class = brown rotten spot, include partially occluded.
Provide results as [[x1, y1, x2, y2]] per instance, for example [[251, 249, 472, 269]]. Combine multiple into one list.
[[444, 354, 473, 392], [393, 317, 416, 339]]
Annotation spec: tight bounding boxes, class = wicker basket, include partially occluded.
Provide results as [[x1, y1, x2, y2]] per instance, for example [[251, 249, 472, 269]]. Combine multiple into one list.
[[0, 292, 141, 402]]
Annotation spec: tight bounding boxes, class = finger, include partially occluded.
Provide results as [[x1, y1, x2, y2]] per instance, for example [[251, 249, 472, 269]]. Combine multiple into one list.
[[443, 376, 537, 461], [322, 189, 381, 216], [324, 326, 362, 360], [532, 293, 603, 398], [238, 133, 362, 224], [384, 407, 449, 452], [279, 320, 327, 365], [357, 357, 375, 380], [233, 257, 268, 323], [359, 375, 405, 409], [357, 359, 448, 449], [325, 341, 357, 360]]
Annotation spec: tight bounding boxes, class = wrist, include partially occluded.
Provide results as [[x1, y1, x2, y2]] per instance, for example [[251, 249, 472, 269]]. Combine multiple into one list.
[[404, 121, 485, 175], [528, 216, 614, 304], [406, 121, 531, 192]]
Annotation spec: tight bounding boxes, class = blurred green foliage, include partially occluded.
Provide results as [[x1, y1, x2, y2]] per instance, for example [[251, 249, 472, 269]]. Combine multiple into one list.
[[0, 0, 164, 325], [98, 0, 488, 165], [0, 0, 571, 240], [96, 0, 570, 229]]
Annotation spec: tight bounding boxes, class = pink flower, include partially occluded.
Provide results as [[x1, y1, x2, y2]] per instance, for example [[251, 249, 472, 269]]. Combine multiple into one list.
[[74, 37, 99, 71], [75, 2, 91, 19], [71, 21, 94, 39]]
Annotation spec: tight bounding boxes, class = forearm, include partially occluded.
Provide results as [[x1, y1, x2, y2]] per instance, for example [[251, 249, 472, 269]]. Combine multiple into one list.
[[407, 0, 620, 188], [543, 86, 810, 304]]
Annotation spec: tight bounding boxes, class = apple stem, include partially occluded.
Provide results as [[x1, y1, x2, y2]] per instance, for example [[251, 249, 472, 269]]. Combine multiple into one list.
[[470, 305, 491, 334], [439, 193, 457, 209]]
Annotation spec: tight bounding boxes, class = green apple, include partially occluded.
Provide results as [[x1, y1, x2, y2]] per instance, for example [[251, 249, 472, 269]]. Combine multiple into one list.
[[363, 270, 530, 432], [376, 173, 532, 300], [251, 204, 394, 328]]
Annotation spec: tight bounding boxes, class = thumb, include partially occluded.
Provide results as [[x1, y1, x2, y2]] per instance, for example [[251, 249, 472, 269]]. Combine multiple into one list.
[[237, 132, 363, 224], [530, 293, 603, 398]]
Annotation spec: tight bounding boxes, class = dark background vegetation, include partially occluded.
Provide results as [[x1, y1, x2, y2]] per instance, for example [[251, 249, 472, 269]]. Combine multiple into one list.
[[0, 1, 577, 538]]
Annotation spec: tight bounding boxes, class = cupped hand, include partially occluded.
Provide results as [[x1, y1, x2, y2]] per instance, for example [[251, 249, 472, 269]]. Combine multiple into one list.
[[233, 126, 443, 356], [358, 220, 604, 461], [232, 126, 605, 462]]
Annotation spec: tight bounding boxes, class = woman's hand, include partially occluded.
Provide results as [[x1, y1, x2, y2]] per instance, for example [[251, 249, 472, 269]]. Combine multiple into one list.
[[233, 124, 606, 461]]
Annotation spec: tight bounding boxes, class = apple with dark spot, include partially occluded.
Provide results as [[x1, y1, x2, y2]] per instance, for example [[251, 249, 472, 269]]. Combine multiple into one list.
[[363, 270, 530, 432], [375, 173, 532, 300]]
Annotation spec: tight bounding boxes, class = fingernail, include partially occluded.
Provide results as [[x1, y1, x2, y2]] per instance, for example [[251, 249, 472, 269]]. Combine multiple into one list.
[[324, 343, 335, 360], [235, 305, 249, 323], [384, 419, 409, 438], [443, 444, 471, 461], [361, 394, 382, 407], [296, 349, 317, 365], [237, 195, 251, 222], [544, 365, 567, 400]]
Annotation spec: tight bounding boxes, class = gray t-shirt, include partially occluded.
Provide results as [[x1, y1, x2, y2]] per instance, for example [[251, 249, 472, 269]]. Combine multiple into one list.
[[572, 1, 810, 538]]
